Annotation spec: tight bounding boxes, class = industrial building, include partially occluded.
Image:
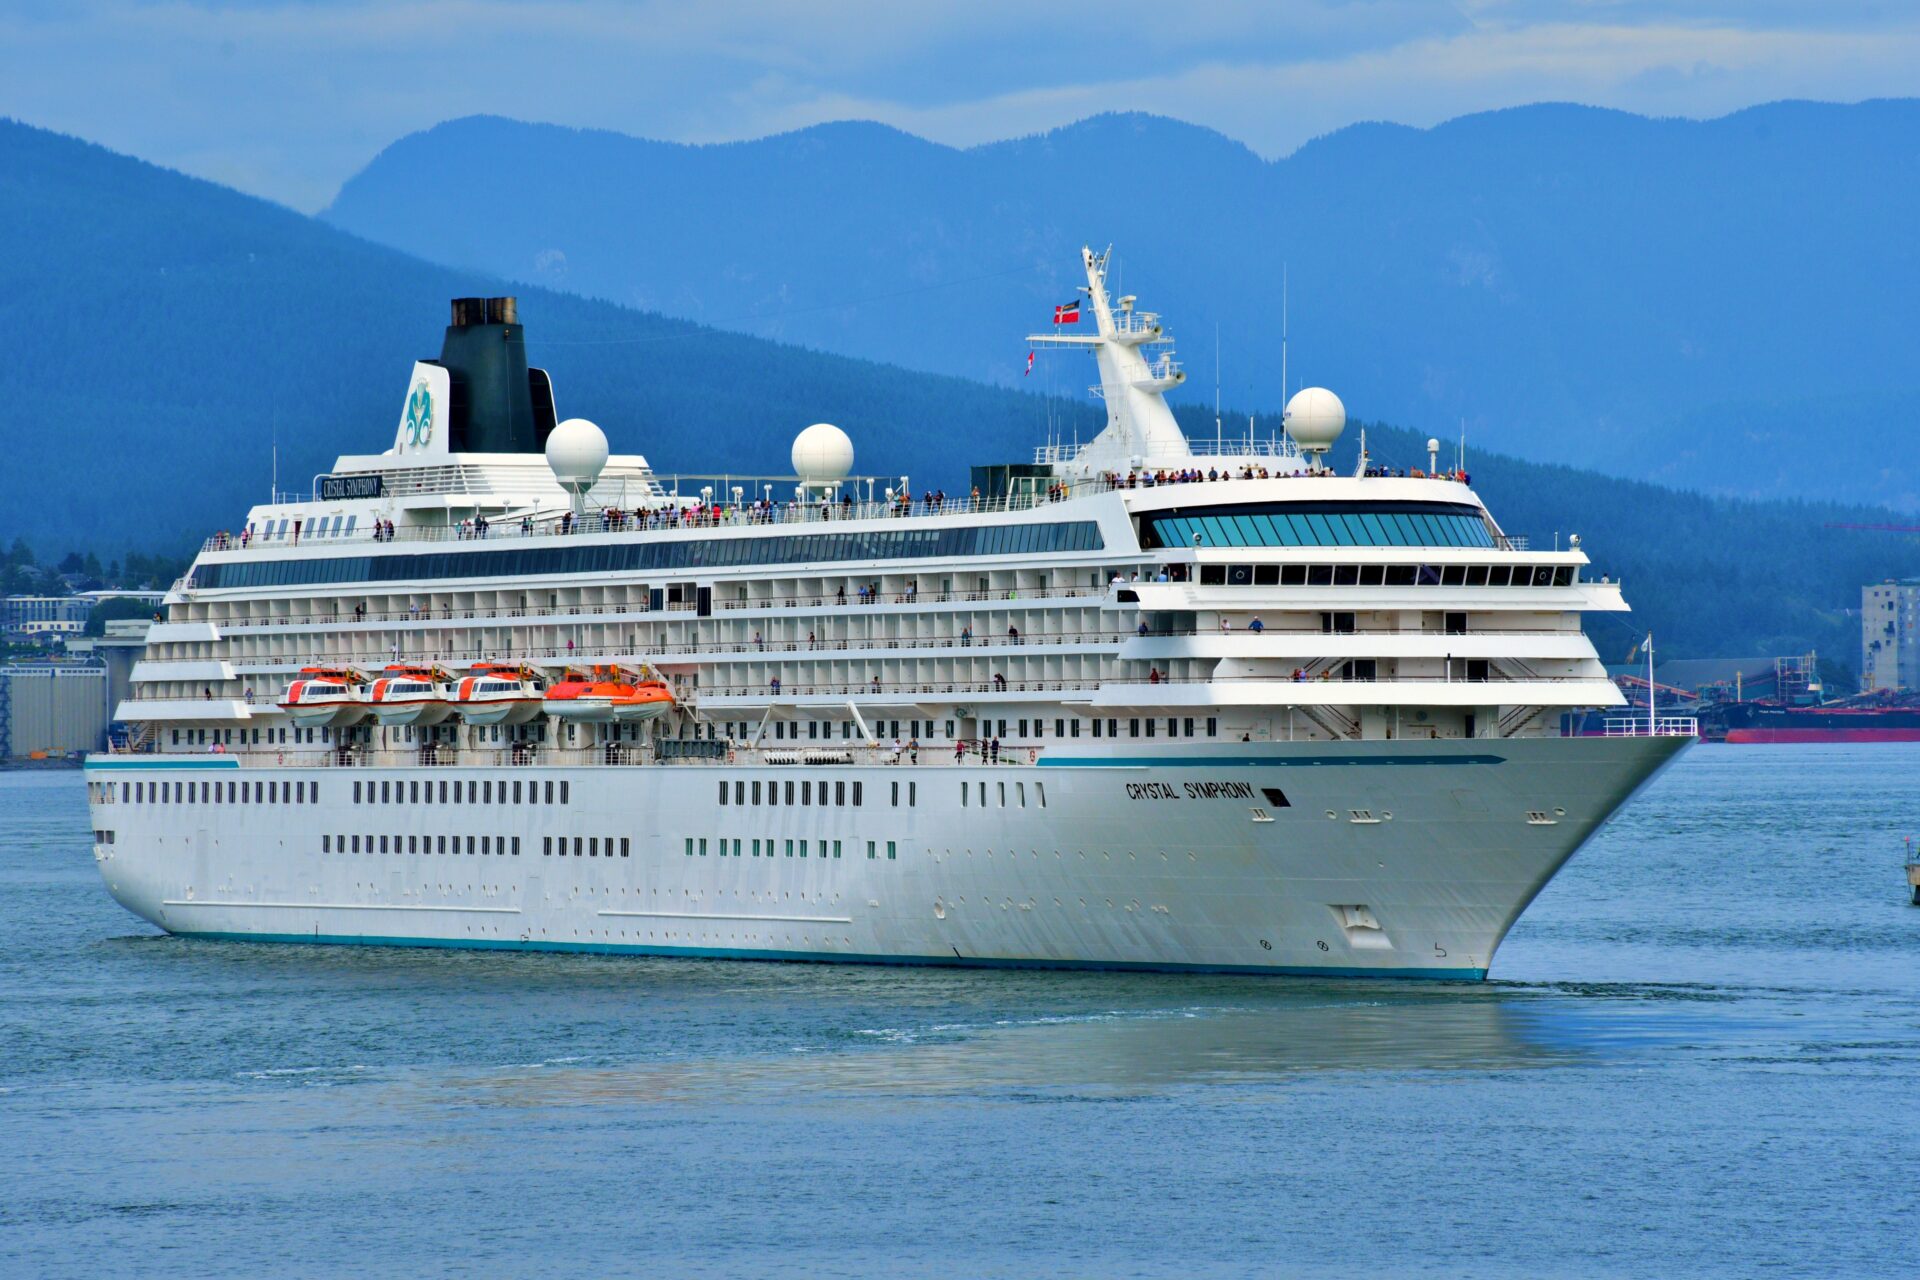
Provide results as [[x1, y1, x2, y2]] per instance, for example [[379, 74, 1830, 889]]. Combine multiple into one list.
[[1862, 579, 1920, 693], [65, 619, 153, 726], [0, 662, 109, 759]]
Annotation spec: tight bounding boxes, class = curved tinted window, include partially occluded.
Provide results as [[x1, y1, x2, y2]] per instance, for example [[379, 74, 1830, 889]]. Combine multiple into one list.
[[1141, 501, 1493, 550]]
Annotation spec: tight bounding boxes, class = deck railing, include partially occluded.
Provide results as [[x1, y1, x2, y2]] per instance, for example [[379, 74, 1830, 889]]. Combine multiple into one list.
[[1602, 715, 1700, 738]]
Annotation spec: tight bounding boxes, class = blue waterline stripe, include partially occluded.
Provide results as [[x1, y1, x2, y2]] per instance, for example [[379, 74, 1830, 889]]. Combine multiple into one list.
[[87, 757, 241, 770], [172, 930, 1486, 981], [1037, 754, 1507, 768]]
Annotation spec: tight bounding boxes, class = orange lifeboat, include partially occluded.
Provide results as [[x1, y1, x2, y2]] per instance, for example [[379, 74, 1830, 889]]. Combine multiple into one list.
[[368, 665, 457, 726], [543, 664, 675, 724], [278, 667, 371, 727], [451, 662, 547, 726]]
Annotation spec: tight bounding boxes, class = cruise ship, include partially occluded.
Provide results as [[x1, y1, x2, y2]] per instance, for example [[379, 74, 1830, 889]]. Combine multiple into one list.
[[82, 248, 1692, 979]]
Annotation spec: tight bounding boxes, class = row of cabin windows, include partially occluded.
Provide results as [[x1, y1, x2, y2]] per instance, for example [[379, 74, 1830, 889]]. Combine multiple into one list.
[[732, 718, 1220, 743], [1197, 562, 1576, 588], [716, 778, 921, 807], [686, 837, 895, 860], [171, 726, 318, 745], [720, 778, 867, 807], [323, 833, 520, 855], [544, 836, 630, 858], [351, 778, 569, 805], [1315, 611, 1468, 634], [192, 520, 1105, 589], [961, 780, 1047, 808], [123, 778, 318, 805], [1089, 717, 1218, 739], [744, 721, 948, 740], [745, 719, 948, 741]]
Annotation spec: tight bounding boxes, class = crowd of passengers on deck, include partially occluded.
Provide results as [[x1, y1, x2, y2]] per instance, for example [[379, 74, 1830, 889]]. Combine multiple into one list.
[[1103, 463, 1469, 487], [528, 490, 977, 538]]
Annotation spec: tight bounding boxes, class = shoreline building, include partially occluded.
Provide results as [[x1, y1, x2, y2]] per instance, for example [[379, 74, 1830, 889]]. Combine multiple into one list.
[[4, 595, 91, 641], [1862, 579, 1919, 693], [2, 661, 108, 759]]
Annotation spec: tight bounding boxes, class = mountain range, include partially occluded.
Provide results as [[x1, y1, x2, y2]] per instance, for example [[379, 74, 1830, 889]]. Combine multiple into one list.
[[325, 102, 1920, 511], [2, 114, 1915, 668]]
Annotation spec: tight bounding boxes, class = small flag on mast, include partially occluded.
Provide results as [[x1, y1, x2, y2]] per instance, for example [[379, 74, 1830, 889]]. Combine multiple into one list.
[[1053, 301, 1081, 324], [1024, 350, 1035, 377]]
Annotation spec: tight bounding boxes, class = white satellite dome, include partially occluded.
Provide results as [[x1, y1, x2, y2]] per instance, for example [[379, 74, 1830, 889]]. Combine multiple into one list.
[[1284, 387, 1346, 457], [545, 417, 608, 495], [792, 422, 854, 482]]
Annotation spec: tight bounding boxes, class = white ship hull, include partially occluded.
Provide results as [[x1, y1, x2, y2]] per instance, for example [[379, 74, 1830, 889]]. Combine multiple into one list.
[[284, 702, 370, 728], [370, 699, 455, 727], [545, 699, 671, 725], [84, 736, 1684, 979], [456, 699, 545, 726]]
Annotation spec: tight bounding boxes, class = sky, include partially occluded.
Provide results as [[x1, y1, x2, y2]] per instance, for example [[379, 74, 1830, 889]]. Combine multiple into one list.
[[3, 0, 1918, 212]]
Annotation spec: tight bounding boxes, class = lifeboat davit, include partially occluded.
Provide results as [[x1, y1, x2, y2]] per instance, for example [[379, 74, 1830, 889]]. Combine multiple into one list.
[[544, 665, 675, 724], [451, 662, 547, 726], [278, 667, 371, 727], [368, 665, 457, 726]]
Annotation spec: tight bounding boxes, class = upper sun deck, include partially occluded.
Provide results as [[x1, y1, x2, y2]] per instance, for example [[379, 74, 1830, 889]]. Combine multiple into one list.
[[189, 468, 1499, 560], [169, 467, 1557, 604]]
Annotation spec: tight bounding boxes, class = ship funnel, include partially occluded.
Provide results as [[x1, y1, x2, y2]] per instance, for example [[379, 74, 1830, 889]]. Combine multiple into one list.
[[436, 296, 558, 453]]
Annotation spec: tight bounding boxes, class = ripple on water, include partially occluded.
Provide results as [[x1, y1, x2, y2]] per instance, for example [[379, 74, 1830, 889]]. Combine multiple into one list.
[[3, 749, 1919, 1277]]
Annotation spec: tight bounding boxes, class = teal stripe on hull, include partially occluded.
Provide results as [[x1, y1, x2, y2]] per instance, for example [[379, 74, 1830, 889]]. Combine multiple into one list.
[[87, 756, 241, 770], [1037, 753, 1507, 768], [170, 929, 1487, 982]]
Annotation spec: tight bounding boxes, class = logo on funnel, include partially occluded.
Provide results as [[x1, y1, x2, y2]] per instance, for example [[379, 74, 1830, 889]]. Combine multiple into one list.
[[404, 381, 434, 447]]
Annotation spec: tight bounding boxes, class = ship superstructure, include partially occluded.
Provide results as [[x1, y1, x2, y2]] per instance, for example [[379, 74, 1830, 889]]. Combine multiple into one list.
[[83, 251, 1692, 978]]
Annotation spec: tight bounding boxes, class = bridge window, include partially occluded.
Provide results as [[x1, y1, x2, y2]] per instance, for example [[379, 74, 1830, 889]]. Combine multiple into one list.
[[1142, 502, 1494, 550]]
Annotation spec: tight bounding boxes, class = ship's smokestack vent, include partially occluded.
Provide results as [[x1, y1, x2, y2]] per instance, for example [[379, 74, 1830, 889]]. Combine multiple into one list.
[[434, 296, 549, 453], [450, 296, 518, 328]]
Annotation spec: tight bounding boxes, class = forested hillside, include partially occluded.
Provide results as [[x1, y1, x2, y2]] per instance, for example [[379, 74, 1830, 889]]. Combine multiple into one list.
[[0, 118, 1083, 553], [325, 102, 1920, 510], [3, 117, 1913, 667]]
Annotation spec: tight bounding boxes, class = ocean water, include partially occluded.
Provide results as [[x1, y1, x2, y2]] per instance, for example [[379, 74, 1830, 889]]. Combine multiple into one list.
[[2, 745, 1916, 1278]]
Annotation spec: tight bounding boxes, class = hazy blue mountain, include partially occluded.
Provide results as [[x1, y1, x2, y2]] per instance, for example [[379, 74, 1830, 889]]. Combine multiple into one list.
[[3, 116, 1915, 667], [325, 102, 1920, 510], [0, 117, 1097, 554]]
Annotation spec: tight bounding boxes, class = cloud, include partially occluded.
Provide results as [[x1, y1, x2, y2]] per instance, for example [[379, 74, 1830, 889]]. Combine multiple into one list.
[[0, 1, 1916, 210]]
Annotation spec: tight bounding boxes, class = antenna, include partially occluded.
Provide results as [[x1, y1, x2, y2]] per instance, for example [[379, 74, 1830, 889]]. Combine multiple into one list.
[[1281, 264, 1288, 405], [1214, 322, 1222, 453], [1647, 631, 1656, 735]]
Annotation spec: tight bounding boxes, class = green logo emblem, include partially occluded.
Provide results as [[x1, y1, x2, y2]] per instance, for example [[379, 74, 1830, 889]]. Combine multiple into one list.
[[404, 381, 434, 446]]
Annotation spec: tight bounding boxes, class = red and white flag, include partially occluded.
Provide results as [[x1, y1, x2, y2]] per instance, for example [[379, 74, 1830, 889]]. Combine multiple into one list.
[[1053, 301, 1081, 324], [1024, 350, 1035, 376]]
